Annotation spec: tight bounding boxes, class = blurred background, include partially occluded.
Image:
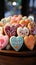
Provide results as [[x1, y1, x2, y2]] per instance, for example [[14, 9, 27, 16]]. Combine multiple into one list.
[[4, 0, 22, 17], [0, 0, 36, 21]]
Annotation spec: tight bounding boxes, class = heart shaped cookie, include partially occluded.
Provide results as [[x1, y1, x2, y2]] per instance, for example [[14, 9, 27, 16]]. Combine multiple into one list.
[[13, 24, 22, 29], [0, 22, 4, 27], [15, 15, 22, 23], [19, 20, 27, 26], [4, 25, 17, 37], [10, 36, 23, 51], [1, 16, 11, 25], [19, 19, 30, 26], [0, 35, 9, 49], [28, 15, 34, 22], [17, 27, 29, 37], [28, 22, 36, 34], [24, 35, 35, 50], [22, 16, 27, 20], [10, 15, 18, 24]]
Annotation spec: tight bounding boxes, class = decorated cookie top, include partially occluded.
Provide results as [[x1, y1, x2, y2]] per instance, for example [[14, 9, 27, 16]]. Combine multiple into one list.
[[4, 24, 17, 37], [17, 27, 29, 37], [0, 35, 9, 49], [28, 15, 34, 22], [24, 35, 35, 50], [10, 36, 23, 51], [1, 16, 11, 25]]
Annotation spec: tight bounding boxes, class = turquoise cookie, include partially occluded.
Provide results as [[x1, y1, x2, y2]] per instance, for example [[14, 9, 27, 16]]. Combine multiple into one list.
[[10, 36, 23, 51]]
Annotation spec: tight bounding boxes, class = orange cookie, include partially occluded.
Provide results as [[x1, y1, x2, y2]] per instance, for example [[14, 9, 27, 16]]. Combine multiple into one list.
[[25, 19, 30, 25], [24, 35, 35, 50], [16, 14, 22, 23], [10, 15, 18, 24], [19, 19, 30, 26], [0, 22, 4, 27], [19, 20, 27, 26], [28, 22, 35, 30], [28, 22, 36, 34]]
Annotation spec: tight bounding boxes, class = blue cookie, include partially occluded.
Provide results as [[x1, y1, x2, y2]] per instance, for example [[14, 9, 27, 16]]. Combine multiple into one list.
[[10, 36, 23, 51]]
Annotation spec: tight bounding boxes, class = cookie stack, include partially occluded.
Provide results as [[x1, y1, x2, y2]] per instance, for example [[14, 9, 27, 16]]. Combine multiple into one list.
[[0, 15, 36, 51]]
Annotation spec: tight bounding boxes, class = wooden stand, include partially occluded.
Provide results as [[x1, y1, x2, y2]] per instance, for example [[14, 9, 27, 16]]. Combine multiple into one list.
[[0, 50, 36, 57]]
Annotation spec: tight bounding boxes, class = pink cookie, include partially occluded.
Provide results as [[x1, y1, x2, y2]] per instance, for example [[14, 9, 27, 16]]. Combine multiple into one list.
[[0, 35, 9, 49]]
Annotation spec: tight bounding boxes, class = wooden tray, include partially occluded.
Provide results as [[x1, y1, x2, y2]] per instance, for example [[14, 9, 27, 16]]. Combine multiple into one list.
[[0, 49, 36, 57], [0, 45, 36, 57]]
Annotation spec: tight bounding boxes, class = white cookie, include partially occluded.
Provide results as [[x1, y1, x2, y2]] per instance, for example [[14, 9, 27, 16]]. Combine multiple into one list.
[[28, 15, 34, 22], [17, 27, 29, 37]]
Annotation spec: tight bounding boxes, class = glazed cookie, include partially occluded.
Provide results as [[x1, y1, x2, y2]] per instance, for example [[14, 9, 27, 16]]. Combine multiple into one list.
[[17, 27, 29, 37], [1, 16, 11, 25], [15, 14, 22, 23], [0, 35, 9, 49], [11, 15, 17, 20], [10, 36, 23, 51], [28, 15, 34, 22], [10, 15, 18, 24], [28, 22, 36, 34], [13, 24, 22, 29], [1, 18, 7, 25], [19, 20, 27, 26], [19, 19, 30, 26], [25, 19, 30, 25], [22, 16, 27, 20], [24, 35, 35, 50], [0, 22, 4, 27], [4, 24, 17, 37]]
